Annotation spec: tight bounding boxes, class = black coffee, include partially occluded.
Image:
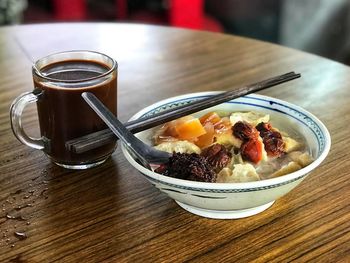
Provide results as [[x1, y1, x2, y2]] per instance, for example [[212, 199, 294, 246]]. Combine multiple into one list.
[[43, 61, 108, 81], [34, 60, 117, 165]]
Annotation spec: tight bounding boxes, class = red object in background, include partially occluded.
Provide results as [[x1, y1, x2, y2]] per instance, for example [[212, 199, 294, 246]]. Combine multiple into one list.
[[53, 0, 87, 20], [170, 0, 203, 29], [116, 0, 127, 20], [202, 16, 224, 32], [169, 0, 223, 32], [51, 0, 223, 32]]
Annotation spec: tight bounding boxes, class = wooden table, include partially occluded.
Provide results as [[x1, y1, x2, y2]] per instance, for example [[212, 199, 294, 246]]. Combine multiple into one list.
[[0, 23, 349, 262]]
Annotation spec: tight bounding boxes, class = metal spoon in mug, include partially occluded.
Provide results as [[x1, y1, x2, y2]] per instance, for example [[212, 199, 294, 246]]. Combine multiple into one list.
[[81, 92, 171, 170]]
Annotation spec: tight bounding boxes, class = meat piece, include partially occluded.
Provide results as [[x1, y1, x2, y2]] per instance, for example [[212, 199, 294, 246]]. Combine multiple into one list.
[[263, 131, 285, 157], [232, 121, 259, 141], [240, 139, 263, 163], [256, 122, 272, 134], [155, 152, 216, 182], [201, 144, 232, 172], [154, 163, 168, 175], [232, 121, 263, 163], [256, 122, 285, 157]]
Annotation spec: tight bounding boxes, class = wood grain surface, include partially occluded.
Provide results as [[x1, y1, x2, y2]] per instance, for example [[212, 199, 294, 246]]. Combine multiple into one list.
[[0, 23, 349, 262]]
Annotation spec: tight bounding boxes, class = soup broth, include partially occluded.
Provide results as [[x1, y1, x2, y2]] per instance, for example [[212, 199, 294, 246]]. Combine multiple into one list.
[[151, 110, 313, 183]]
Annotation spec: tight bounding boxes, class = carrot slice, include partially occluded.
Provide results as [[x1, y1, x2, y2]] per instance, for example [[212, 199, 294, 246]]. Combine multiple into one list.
[[199, 112, 221, 125], [163, 116, 194, 137], [195, 122, 215, 148], [175, 118, 207, 140]]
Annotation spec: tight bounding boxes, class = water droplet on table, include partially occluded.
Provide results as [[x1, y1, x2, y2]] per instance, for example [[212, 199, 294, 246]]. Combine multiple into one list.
[[14, 231, 27, 240], [6, 213, 27, 221]]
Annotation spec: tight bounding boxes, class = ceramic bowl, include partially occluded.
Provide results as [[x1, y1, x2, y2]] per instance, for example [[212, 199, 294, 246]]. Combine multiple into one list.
[[121, 92, 331, 219]]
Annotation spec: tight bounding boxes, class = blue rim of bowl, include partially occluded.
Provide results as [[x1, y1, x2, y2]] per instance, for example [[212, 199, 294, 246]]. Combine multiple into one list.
[[122, 92, 331, 192]]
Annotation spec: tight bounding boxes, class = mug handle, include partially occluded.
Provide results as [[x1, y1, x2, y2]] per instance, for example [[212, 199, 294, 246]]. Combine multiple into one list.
[[10, 90, 45, 150]]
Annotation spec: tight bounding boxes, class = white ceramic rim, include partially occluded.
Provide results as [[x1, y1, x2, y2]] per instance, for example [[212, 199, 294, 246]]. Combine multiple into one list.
[[122, 92, 331, 190]]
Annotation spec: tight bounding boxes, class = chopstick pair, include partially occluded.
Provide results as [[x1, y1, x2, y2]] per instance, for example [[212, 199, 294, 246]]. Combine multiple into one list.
[[66, 71, 301, 153]]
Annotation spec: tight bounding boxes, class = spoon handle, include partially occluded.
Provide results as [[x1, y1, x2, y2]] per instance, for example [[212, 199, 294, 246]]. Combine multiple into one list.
[[81, 92, 153, 168]]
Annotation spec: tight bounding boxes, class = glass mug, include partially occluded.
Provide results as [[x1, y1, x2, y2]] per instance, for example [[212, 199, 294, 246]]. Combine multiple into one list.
[[10, 51, 118, 169]]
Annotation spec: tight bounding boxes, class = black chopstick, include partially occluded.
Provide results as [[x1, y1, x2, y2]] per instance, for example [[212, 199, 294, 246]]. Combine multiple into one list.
[[66, 72, 301, 153]]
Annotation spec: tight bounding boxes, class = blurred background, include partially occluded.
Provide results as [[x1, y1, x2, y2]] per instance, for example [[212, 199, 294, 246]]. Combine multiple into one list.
[[1, 0, 350, 65]]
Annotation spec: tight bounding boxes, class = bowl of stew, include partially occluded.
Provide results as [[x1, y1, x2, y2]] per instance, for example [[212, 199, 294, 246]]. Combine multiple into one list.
[[122, 92, 331, 219]]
